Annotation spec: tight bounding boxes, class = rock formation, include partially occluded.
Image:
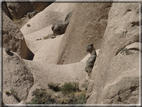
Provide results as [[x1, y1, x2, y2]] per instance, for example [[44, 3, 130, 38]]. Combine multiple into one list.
[[20, 3, 76, 35], [2, 2, 140, 105], [3, 48, 34, 104], [57, 3, 112, 64], [27, 10, 38, 19], [51, 11, 73, 37], [2, 2, 12, 19], [6, 2, 34, 20], [2, 11, 34, 60], [85, 44, 97, 77], [86, 3, 139, 104]]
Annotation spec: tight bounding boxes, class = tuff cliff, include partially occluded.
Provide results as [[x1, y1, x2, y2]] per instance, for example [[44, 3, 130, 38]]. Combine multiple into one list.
[[2, 2, 140, 105]]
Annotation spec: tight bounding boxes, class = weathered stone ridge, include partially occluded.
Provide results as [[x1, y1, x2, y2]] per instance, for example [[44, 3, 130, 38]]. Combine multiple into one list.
[[3, 49, 34, 104], [2, 2, 140, 105], [2, 11, 34, 60], [57, 3, 112, 64], [86, 3, 139, 104]]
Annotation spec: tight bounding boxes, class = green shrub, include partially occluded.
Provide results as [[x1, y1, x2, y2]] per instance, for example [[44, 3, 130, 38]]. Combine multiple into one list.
[[27, 88, 56, 104], [43, 34, 53, 39], [74, 93, 86, 104], [10, 88, 21, 102], [60, 93, 75, 104], [27, 87, 86, 104], [61, 82, 79, 95], [47, 82, 61, 92], [43, 35, 49, 39], [59, 92, 86, 104]]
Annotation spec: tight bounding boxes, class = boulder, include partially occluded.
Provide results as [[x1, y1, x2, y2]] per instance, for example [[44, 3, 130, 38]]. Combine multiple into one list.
[[2, 11, 34, 60], [87, 3, 139, 104], [27, 10, 38, 19], [3, 48, 34, 104], [57, 3, 112, 64], [51, 11, 73, 36]]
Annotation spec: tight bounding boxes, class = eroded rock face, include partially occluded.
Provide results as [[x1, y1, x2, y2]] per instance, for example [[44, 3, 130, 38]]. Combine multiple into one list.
[[3, 49, 34, 104], [2, 2, 12, 19], [87, 3, 139, 104], [20, 3, 76, 35], [99, 49, 139, 104], [2, 11, 34, 60], [57, 3, 112, 64], [6, 2, 34, 20], [30, 2, 52, 12]]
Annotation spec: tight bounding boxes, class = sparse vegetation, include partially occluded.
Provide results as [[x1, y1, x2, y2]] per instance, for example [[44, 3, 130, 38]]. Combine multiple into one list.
[[27, 82, 86, 104], [47, 82, 61, 92], [61, 82, 79, 95], [59, 92, 86, 104], [43, 34, 56, 39], [27, 88, 56, 104], [43, 34, 50, 39], [81, 80, 89, 91], [10, 88, 21, 102], [74, 92, 86, 104]]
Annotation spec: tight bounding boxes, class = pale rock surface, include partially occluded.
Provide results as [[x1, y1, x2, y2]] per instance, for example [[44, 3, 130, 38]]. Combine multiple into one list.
[[125, 42, 140, 50], [87, 3, 139, 104], [24, 25, 53, 41], [3, 48, 34, 104], [57, 3, 112, 64], [24, 39, 48, 55], [20, 3, 76, 35], [99, 49, 139, 104], [23, 25, 53, 54], [23, 24, 63, 64], [33, 35, 63, 64], [2, 2, 140, 105]]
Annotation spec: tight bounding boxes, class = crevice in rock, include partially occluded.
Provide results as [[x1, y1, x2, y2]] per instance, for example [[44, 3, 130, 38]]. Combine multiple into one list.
[[26, 50, 34, 61], [131, 21, 139, 27], [130, 86, 138, 92], [118, 96, 122, 102], [128, 48, 141, 53]]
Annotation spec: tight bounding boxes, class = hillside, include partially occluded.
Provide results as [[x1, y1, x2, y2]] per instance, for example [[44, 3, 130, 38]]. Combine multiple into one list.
[[2, 1, 140, 106]]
